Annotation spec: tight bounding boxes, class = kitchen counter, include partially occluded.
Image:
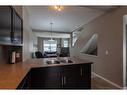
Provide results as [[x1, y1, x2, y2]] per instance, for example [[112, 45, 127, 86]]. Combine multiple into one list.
[[0, 57, 92, 89]]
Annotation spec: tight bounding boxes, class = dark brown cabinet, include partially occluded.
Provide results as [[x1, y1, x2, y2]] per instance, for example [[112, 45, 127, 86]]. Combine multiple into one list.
[[62, 64, 91, 89], [30, 67, 63, 89], [12, 9, 22, 44], [62, 65, 81, 89], [17, 71, 31, 89], [0, 6, 12, 43], [0, 6, 22, 45], [78, 64, 91, 89], [0, 6, 23, 64], [17, 63, 92, 89]]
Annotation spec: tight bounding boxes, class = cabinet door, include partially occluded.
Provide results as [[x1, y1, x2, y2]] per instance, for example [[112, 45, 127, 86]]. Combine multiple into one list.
[[0, 6, 12, 44], [30, 67, 63, 89], [63, 65, 81, 89], [30, 68, 44, 89], [62, 64, 91, 89], [78, 64, 91, 89], [12, 9, 22, 44], [17, 71, 31, 89]]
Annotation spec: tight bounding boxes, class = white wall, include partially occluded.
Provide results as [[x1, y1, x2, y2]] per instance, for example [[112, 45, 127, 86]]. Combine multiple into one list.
[[71, 7, 127, 88], [23, 7, 34, 61], [123, 15, 127, 88]]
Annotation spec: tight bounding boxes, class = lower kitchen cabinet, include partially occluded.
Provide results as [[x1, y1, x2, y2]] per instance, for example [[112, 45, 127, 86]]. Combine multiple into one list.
[[17, 63, 92, 89], [17, 71, 31, 89], [62, 65, 81, 89], [30, 67, 63, 89], [78, 64, 91, 89], [62, 64, 91, 89]]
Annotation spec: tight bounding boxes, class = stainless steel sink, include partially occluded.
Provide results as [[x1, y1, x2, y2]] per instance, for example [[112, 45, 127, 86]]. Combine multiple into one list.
[[46, 60, 60, 64], [46, 59, 73, 64], [60, 59, 73, 63]]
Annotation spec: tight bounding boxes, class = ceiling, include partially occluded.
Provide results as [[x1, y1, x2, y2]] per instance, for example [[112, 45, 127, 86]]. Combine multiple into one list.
[[26, 6, 117, 33]]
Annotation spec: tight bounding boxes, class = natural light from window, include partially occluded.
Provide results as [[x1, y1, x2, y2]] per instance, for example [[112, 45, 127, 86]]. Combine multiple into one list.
[[43, 40, 57, 52], [63, 39, 68, 47]]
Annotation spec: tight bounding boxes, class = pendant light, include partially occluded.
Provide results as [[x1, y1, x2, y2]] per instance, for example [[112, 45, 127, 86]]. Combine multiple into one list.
[[48, 22, 54, 42]]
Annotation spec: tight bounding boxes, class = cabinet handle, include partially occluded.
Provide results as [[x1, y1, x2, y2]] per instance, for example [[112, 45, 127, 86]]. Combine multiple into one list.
[[64, 76, 66, 85], [62, 76, 63, 86], [81, 67, 83, 76]]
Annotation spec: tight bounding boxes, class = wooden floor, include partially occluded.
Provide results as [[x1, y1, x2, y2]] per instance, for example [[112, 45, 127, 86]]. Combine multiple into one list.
[[91, 74, 122, 89]]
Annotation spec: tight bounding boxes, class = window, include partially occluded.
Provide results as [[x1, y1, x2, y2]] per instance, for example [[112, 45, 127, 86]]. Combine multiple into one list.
[[43, 40, 57, 52], [72, 30, 81, 46], [63, 39, 69, 47]]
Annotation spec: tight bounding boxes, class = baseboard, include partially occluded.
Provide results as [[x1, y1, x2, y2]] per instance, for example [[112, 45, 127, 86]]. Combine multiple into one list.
[[92, 72, 123, 89]]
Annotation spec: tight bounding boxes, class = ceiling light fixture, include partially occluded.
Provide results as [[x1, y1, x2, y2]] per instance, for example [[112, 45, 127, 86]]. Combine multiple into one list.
[[48, 22, 54, 42], [54, 5, 63, 11]]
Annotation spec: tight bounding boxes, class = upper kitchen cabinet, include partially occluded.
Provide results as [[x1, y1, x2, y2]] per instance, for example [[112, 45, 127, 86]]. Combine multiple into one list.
[[12, 8, 23, 44], [0, 6, 12, 44], [0, 6, 23, 46]]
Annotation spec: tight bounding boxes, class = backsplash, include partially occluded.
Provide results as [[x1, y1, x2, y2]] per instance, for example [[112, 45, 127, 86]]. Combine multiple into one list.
[[0, 45, 22, 64]]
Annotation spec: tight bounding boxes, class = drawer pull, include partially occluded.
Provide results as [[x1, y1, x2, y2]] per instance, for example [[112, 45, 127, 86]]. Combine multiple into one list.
[[62, 76, 63, 86], [81, 67, 83, 76], [64, 76, 66, 85]]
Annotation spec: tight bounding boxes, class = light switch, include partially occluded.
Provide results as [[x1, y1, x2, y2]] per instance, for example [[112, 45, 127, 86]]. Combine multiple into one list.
[[105, 50, 109, 55]]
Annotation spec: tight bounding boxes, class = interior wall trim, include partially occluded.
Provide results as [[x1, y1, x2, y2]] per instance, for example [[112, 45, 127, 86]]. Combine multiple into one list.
[[123, 16, 127, 89], [92, 72, 122, 89]]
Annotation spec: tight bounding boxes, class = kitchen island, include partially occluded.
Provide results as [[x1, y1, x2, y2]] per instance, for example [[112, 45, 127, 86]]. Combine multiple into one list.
[[0, 57, 92, 89]]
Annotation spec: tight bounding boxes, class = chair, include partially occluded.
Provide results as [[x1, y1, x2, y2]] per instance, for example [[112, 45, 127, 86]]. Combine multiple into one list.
[[60, 47, 70, 57], [35, 51, 44, 58]]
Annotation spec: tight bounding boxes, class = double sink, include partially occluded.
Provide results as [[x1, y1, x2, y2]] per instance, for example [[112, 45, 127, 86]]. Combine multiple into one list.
[[46, 59, 73, 64]]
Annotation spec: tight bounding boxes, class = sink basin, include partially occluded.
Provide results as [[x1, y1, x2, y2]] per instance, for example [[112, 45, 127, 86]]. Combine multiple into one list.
[[46, 60, 60, 64], [46, 59, 73, 64], [60, 59, 73, 63]]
